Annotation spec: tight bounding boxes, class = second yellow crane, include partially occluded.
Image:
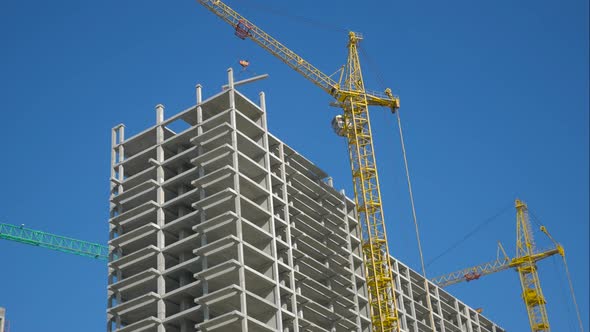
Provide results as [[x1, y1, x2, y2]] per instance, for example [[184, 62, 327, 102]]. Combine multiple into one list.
[[431, 199, 580, 332], [196, 1, 401, 330]]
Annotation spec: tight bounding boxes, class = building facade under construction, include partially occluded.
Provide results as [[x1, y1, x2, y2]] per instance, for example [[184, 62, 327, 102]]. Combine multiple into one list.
[[107, 69, 505, 332]]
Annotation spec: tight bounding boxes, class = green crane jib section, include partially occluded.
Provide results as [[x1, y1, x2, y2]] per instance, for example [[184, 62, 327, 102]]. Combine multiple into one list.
[[0, 223, 108, 260]]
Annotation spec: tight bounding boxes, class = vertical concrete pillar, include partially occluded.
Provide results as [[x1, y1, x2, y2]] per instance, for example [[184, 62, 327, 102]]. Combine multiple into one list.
[[108, 124, 125, 331], [341, 189, 363, 331], [155, 104, 166, 332], [107, 127, 118, 331], [260, 91, 283, 330], [116, 124, 125, 264], [225, 69, 248, 330], [278, 143, 300, 332], [196, 84, 202, 105], [326, 177, 333, 187], [227, 68, 235, 109], [195, 88, 210, 321], [176, 144, 192, 332]]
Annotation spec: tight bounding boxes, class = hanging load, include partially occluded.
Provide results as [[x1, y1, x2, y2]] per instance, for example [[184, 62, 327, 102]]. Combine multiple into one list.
[[239, 59, 250, 68]]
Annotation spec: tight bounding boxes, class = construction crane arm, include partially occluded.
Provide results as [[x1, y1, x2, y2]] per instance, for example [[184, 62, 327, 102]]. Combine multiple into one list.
[[0, 223, 108, 260], [198, 0, 336, 92], [431, 257, 512, 288], [196, 0, 398, 109], [432, 226, 564, 290], [431, 245, 564, 288]]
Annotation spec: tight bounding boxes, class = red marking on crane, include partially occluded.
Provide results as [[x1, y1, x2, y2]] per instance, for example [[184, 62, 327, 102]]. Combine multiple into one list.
[[235, 20, 251, 39], [464, 272, 482, 282]]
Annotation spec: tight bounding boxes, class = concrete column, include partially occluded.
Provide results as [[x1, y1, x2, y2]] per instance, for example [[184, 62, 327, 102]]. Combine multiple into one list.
[[196, 84, 202, 105], [278, 143, 299, 332], [107, 127, 118, 329], [229, 96, 248, 331], [260, 91, 283, 330], [175, 145, 193, 332], [155, 104, 167, 332], [108, 124, 125, 330], [326, 177, 333, 187], [227, 68, 235, 109], [341, 189, 363, 331], [259, 91, 266, 114], [196, 97, 210, 321], [116, 124, 125, 268]]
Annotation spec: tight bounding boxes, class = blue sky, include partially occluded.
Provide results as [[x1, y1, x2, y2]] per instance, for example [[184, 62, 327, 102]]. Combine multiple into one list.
[[0, 0, 587, 331]]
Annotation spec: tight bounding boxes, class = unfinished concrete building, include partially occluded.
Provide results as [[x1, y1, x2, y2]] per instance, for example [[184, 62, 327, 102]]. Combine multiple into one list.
[[107, 69, 505, 332]]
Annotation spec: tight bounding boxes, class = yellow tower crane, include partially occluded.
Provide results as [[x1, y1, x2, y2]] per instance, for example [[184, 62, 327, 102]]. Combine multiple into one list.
[[196, 1, 401, 330], [431, 199, 584, 332]]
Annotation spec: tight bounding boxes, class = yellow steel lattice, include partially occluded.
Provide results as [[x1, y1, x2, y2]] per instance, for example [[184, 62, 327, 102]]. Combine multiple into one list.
[[516, 199, 551, 332], [343, 33, 399, 331]]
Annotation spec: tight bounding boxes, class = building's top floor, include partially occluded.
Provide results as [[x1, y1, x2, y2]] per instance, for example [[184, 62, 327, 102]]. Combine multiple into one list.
[[110, 68, 354, 210]]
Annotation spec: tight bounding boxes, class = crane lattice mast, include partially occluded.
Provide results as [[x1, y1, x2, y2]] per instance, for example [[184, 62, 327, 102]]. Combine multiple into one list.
[[196, 1, 401, 330], [514, 199, 551, 331], [0, 223, 108, 260]]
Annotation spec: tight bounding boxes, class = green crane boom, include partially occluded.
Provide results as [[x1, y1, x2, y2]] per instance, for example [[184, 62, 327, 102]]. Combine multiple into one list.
[[0, 223, 108, 260]]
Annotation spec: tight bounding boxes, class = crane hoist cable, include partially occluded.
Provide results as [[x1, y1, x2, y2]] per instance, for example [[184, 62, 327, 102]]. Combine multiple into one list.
[[426, 202, 513, 267], [357, 42, 427, 278], [551, 256, 577, 332], [394, 108, 437, 331], [529, 209, 584, 332], [394, 110, 425, 275], [561, 254, 585, 332], [358, 41, 426, 276], [358, 38, 436, 330]]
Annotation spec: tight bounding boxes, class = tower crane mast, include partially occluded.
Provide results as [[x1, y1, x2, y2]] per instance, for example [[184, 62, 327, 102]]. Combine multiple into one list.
[[196, 1, 401, 330], [515, 199, 553, 331]]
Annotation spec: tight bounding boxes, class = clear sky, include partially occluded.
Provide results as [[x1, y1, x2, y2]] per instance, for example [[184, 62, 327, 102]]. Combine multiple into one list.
[[0, 0, 587, 331]]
